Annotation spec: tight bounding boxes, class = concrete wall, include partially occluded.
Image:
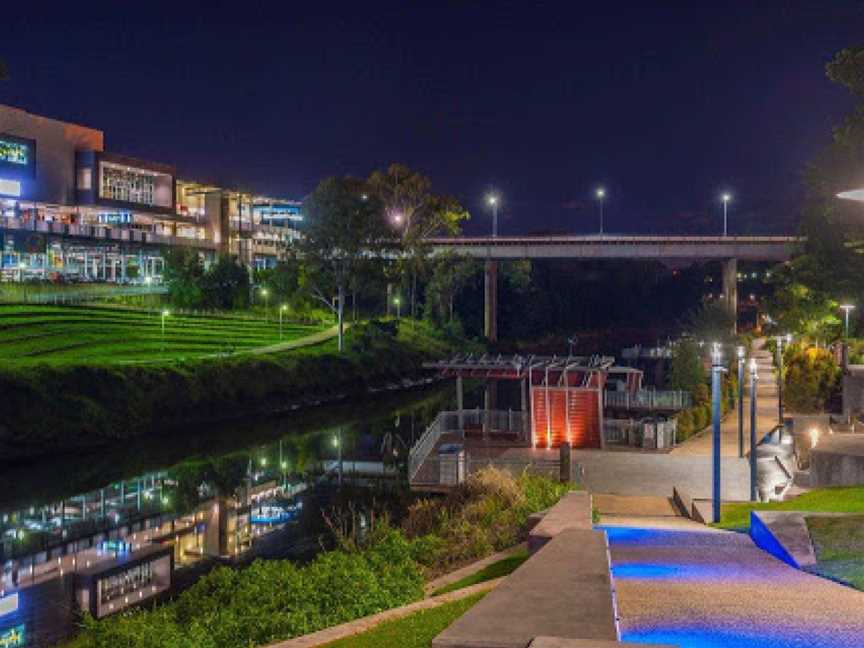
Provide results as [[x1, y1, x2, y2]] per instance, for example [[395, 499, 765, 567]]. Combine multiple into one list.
[[0, 104, 103, 205]]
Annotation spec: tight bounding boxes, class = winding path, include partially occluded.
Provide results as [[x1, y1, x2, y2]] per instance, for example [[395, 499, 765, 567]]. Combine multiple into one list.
[[606, 524, 864, 648]]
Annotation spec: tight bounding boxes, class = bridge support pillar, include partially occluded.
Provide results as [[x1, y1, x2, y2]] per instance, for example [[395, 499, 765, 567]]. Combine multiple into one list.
[[722, 257, 738, 334], [484, 260, 498, 342]]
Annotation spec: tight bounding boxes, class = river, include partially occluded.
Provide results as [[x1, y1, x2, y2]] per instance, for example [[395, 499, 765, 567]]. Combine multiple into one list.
[[0, 384, 461, 647]]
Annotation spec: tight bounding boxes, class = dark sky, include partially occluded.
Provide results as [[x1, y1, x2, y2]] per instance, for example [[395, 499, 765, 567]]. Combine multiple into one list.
[[2, 1, 863, 235]]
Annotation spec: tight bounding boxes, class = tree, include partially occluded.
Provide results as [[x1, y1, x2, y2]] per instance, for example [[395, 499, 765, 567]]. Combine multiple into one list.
[[685, 300, 736, 348], [256, 257, 308, 312], [424, 252, 477, 325], [162, 247, 204, 308], [301, 176, 389, 351], [367, 164, 469, 317], [668, 339, 706, 399], [200, 256, 250, 310]]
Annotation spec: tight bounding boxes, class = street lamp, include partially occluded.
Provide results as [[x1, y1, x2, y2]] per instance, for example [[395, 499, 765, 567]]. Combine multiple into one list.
[[721, 193, 732, 237], [486, 194, 499, 238], [737, 346, 745, 459], [393, 296, 402, 319], [260, 287, 269, 321], [749, 358, 759, 502], [279, 304, 287, 340], [596, 188, 606, 235], [776, 333, 791, 430], [841, 303, 855, 338], [161, 309, 170, 352], [711, 346, 726, 524]]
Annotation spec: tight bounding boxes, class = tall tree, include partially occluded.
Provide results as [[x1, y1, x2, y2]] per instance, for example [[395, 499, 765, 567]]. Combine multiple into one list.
[[367, 163, 469, 317], [301, 176, 388, 351]]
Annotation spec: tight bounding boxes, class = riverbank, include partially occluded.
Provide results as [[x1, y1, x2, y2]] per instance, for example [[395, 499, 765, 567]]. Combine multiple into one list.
[[0, 320, 479, 460]]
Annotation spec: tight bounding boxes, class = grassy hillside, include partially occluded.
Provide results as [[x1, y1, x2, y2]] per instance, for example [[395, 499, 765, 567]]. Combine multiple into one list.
[[0, 305, 327, 366], [0, 318, 478, 459]]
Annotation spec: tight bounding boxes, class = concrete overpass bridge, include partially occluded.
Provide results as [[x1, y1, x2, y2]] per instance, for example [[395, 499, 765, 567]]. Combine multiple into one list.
[[426, 235, 799, 340]]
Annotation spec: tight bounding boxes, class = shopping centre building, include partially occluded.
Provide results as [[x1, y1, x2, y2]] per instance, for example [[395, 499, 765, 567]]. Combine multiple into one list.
[[0, 104, 302, 281]]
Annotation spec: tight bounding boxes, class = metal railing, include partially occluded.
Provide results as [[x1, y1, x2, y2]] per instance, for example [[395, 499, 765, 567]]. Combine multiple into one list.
[[408, 409, 529, 482], [604, 389, 691, 411], [603, 418, 677, 449], [412, 456, 582, 487]]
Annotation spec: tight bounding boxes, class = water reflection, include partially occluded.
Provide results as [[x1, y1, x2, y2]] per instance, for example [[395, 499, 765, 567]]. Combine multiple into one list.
[[0, 384, 454, 646]]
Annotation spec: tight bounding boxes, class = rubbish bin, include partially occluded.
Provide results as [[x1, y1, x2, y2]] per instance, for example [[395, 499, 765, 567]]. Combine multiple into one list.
[[438, 443, 465, 486]]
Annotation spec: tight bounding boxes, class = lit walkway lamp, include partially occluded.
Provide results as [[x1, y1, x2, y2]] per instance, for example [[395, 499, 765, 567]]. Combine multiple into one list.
[[160, 309, 170, 353], [596, 188, 606, 235], [279, 304, 287, 340], [776, 333, 791, 428], [841, 303, 855, 338], [394, 296, 402, 319], [711, 345, 726, 523], [721, 193, 732, 237], [260, 287, 269, 321], [737, 346, 745, 458], [749, 358, 759, 502]]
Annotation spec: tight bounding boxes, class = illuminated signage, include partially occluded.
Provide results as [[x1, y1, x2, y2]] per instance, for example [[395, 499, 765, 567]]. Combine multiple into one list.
[[97, 212, 134, 225], [100, 540, 131, 554], [0, 594, 17, 618], [0, 625, 24, 648], [0, 140, 28, 166], [0, 179, 21, 198]]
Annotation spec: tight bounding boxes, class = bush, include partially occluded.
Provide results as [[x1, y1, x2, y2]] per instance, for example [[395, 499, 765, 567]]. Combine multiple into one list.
[[784, 346, 840, 413], [347, 319, 399, 353], [403, 467, 570, 575]]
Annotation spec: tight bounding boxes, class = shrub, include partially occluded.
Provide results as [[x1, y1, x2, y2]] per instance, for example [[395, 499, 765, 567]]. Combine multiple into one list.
[[784, 346, 840, 413]]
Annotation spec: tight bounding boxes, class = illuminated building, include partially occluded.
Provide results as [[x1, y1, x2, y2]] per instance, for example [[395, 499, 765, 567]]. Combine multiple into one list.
[[0, 104, 302, 281]]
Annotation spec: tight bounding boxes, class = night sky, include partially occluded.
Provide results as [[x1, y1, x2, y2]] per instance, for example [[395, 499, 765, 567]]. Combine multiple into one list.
[[2, 1, 863, 235]]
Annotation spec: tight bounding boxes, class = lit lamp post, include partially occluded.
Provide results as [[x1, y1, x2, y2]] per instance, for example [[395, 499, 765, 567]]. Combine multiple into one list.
[[711, 345, 726, 523], [260, 287, 269, 321], [333, 431, 342, 486], [160, 309, 170, 353], [394, 296, 401, 319], [486, 194, 499, 238], [279, 304, 287, 340], [749, 357, 759, 502], [721, 193, 731, 237], [596, 187, 606, 235], [776, 333, 791, 434], [841, 303, 855, 338], [737, 346, 745, 458]]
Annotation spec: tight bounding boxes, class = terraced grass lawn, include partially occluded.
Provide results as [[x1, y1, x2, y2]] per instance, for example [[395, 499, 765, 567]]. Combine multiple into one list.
[[0, 304, 329, 366], [715, 486, 864, 531], [431, 548, 529, 596], [321, 592, 486, 648]]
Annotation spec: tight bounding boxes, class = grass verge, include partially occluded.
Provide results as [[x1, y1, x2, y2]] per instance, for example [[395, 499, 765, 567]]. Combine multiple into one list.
[[431, 548, 529, 596], [714, 486, 864, 531], [805, 514, 864, 591], [320, 592, 486, 648]]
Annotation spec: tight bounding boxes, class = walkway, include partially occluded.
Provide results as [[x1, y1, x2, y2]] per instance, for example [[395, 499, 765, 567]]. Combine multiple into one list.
[[671, 338, 778, 457], [606, 524, 864, 648]]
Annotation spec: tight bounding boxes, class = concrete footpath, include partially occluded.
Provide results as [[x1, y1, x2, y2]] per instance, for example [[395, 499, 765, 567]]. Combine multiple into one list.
[[672, 337, 778, 457]]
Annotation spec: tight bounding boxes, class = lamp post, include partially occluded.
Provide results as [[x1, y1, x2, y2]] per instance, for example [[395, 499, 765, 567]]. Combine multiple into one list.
[[749, 358, 759, 502], [776, 333, 791, 436], [279, 304, 287, 340], [841, 303, 855, 338], [711, 346, 726, 523], [394, 296, 401, 319], [486, 194, 499, 238], [737, 346, 745, 459], [160, 309, 170, 353], [721, 193, 731, 237], [596, 188, 606, 235], [260, 287, 269, 321]]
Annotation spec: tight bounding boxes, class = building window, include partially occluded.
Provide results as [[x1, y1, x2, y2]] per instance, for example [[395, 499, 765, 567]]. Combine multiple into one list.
[[100, 163, 156, 206]]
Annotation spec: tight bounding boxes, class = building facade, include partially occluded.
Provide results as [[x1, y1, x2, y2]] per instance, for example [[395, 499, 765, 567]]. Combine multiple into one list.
[[0, 104, 302, 282]]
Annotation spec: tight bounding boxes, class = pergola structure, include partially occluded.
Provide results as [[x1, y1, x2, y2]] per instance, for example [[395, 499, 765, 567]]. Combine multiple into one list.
[[425, 353, 619, 449]]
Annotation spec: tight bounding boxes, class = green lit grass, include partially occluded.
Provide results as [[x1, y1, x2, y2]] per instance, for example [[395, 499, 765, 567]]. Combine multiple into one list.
[[431, 548, 529, 596], [0, 304, 327, 366], [320, 592, 486, 648], [715, 487, 864, 531], [805, 515, 864, 591]]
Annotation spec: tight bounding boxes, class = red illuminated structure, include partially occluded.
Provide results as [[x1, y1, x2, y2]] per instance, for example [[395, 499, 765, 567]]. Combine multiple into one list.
[[426, 354, 629, 450]]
